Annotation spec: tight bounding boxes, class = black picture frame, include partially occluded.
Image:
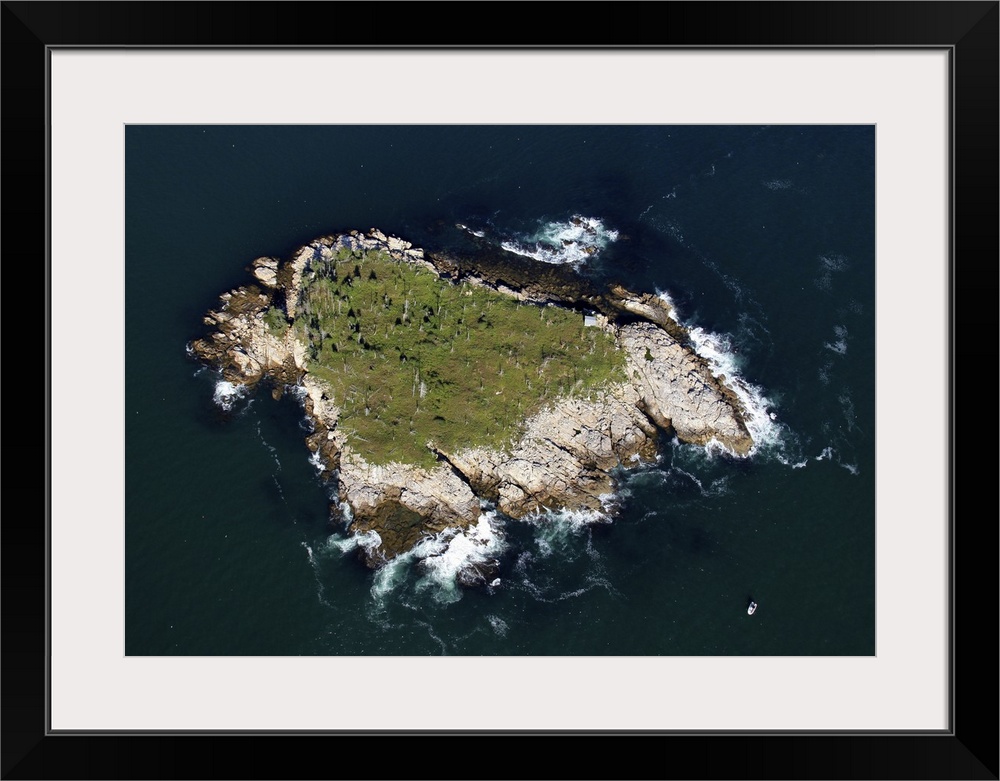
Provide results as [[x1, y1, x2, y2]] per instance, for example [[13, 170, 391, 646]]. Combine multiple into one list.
[[4, 2, 997, 779]]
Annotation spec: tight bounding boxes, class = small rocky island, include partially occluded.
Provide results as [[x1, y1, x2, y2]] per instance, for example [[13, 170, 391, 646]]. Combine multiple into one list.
[[190, 227, 754, 578]]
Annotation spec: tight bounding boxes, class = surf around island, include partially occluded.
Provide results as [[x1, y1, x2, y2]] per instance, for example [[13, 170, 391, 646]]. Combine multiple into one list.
[[189, 226, 756, 582]]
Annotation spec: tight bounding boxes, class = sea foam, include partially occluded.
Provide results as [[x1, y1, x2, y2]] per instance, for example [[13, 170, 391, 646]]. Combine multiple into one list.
[[456, 223, 486, 238], [487, 614, 509, 637], [213, 380, 248, 412], [326, 528, 382, 555], [824, 325, 849, 354], [656, 291, 783, 457], [307, 447, 325, 474], [519, 505, 609, 563], [413, 512, 507, 600], [688, 326, 781, 455], [362, 512, 508, 605], [815, 253, 849, 291], [500, 215, 618, 265]]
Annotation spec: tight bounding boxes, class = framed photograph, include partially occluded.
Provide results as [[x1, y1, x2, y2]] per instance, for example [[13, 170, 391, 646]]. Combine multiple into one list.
[[6, 2, 996, 778]]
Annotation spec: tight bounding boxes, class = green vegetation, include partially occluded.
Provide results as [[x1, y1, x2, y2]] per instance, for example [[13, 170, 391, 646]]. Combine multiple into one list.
[[264, 306, 289, 337], [294, 247, 626, 468]]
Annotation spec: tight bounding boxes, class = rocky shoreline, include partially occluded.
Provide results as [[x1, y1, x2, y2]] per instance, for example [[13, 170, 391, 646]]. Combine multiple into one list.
[[190, 228, 755, 576]]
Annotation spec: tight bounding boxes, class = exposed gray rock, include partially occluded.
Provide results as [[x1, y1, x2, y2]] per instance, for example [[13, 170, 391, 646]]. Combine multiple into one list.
[[386, 235, 412, 253], [189, 285, 306, 389], [436, 383, 658, 519], [337, 450, 481, 563], [618, 322, 752, 455], [191, 227, 756, 569], [283, 246, 313, 319], [251, 256, 280, 288]]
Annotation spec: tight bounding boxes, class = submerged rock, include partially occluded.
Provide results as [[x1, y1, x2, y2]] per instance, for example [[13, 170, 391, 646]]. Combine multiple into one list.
[[190, 227, 755, 571]]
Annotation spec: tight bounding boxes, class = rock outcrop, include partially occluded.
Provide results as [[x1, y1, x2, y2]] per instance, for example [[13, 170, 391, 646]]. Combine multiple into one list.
[[618, 322, 752, 455], [435, 384, 659, 519], [193, 278, 307, 397], [338, 455, 481, 568], [190, 228, 755, 568]]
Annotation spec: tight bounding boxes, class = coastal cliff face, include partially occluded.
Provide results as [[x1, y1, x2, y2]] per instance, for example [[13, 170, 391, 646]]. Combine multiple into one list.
[[190, 229, 754, 570]]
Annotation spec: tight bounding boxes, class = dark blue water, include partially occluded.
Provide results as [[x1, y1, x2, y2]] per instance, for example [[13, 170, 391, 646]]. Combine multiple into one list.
[[125, 125, 874, 655]]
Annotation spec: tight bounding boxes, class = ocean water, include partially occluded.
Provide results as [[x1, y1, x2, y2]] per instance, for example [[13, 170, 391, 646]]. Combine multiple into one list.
[[125, 125, 875, 655]]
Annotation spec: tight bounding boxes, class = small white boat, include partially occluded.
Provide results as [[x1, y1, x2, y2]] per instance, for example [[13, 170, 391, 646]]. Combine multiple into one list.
[[747, 600, 758, 616]]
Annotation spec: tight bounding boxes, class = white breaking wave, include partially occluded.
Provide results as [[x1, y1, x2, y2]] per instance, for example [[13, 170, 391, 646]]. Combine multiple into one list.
[[328, 527, 391, 600], [326, 528, 382, 555], [524, 504, 610, 529], [762, 179, 793, 191], [500, 215, 618, 265], [655, 290, 787, 458], [655, 289, 683, 325], [307, 447, 325, 474], [286, 384, 308, 401], [358, 512, 508, 606], [213, 380, 248, 411], [685, 326, 781, 455], [412, 512, 507, 603], [371, 550, 410, 602], [456, 223, 486, 238]]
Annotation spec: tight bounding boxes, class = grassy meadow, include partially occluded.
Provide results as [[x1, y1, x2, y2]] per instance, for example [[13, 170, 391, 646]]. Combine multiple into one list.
[[288, 247, 626, 468]]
